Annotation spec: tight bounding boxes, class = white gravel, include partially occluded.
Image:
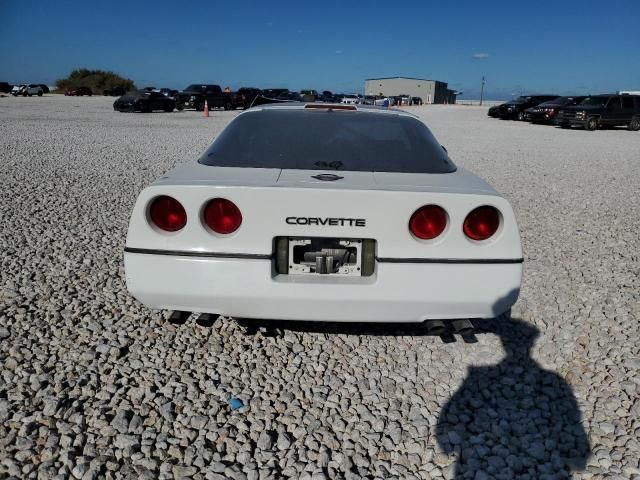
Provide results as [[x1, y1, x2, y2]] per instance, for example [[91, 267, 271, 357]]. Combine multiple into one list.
[[1, 95, 639, 479]]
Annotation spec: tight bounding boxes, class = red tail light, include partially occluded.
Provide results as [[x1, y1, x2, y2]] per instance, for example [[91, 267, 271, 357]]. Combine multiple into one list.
[[149, 196, 187, 232], [204, 198, 242, 234], [463, 206, 500, 241], [409, 205, 448, 240]]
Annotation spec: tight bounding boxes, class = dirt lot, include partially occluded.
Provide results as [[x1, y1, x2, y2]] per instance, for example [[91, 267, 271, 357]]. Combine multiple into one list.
[[1, 95, 639, 479]]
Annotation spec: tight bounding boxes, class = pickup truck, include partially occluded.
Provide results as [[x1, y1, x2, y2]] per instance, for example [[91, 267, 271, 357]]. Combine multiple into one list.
[[174, 84, 235, 111], [556, 94, 640, 131]]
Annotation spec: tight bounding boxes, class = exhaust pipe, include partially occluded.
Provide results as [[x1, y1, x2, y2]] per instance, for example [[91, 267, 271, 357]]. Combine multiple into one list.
[[451, 319, 474, 335], [168, 310, 191, 324], [195, 313, 220, 327], [424, 319, 446, 335]]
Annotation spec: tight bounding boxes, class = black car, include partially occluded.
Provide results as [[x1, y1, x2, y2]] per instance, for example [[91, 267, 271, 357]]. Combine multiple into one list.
[[0, 82, 12, 93], [235, 87, 262, 109], [156, 88, 178, 98], [103, 86, 128, 96], [487, 105, 501, 117], [498, 95, 559, 120], [524, 96, 586, 123], [277, 91, 302, 101], [174, 84, 234, 111], [556, 94, 640, 131], [113, 91, 176, 112]]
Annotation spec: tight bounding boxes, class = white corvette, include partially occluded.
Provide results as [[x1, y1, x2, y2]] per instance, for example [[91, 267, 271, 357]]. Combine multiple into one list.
[[124, 103, 522, 325]]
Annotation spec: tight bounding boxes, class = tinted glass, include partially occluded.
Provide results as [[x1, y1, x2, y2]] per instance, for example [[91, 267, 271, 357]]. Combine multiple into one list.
[[199, 109, 456, 173], [607, 97, 621, 110], [622, 97, 635, 109], [580, 96, 610, 106]]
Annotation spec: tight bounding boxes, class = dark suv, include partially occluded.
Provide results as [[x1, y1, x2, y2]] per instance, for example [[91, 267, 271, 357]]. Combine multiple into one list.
[[556, 94, 640, 131], [174, 84, 234, 111], [524, 96, 586, 123], [498, 95, 559, 120]]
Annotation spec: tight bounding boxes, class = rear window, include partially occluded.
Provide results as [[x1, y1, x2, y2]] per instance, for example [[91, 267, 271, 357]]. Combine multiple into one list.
[[199, 109, 456, 173]]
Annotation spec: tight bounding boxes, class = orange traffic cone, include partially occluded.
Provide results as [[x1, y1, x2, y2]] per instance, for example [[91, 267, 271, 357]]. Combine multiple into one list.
[[203, 99, 209, 117]]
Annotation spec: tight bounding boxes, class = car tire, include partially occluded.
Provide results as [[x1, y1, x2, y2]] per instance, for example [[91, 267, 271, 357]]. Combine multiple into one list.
[[224, 102, 232, 111], [276, 237, 289, 274], [195, 100, 204, 111], [559, 123, 571, 129], [37, 91, 43, 97], [585, 117, 599, 131], [176, 105, 184, 111], [628, 117, 640, 131], [516, 111, 525, 121], [23, 92, 28, 97]]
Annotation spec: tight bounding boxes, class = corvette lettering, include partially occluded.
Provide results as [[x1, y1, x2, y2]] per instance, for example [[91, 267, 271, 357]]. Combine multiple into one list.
[[286, 217, 366, 227]]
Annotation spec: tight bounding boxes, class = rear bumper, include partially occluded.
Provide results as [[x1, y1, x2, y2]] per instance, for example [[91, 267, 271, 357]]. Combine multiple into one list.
[[124, 252, 522, 323]]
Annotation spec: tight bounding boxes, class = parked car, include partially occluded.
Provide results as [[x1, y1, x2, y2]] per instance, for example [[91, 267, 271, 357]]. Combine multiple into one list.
[[124, 103, 522, 326], [0, 82, 12, 93], [498, 95, 559, 120], [153, 88, 179, 98], [65, 86, 93, 96], [235, 87, 262, 109], [113, 91, 176, 113], [174, 84, 234, 111], [103, 86, 128, 96], [524, 96, 586, 123], [556, 94, 640, 131], [411, 97, 423, 106], [487, 105, 501, 117], [12, 84, 43, 97], [276, 91, 302, 102], [35, 84, 50, 93]]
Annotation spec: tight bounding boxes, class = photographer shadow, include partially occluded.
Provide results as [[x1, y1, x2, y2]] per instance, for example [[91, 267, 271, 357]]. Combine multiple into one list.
[[436, 316, 590, 478]]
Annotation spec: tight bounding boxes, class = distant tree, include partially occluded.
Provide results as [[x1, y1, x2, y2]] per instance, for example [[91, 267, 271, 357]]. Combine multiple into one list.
[[55, 69, 136, 93]]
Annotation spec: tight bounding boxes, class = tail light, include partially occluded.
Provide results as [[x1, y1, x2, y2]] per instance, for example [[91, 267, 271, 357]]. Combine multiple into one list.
[[149, 196, 187, 232], [409, 205, 447, 240], [204, 198, 242, 234], [463, 206, 500, 241]]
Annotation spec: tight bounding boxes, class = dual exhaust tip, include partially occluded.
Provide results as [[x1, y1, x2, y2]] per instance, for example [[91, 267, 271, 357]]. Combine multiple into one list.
[[424, 318, 474, 336]]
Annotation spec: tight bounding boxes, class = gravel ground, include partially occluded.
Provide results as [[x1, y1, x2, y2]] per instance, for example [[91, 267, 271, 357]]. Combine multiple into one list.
[[1, 95, 639, 480]]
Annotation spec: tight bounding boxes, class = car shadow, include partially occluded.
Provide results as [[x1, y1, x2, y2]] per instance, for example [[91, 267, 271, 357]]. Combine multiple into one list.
[[436, 316, 590, 478]]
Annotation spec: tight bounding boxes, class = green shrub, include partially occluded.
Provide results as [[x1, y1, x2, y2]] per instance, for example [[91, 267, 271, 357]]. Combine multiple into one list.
[[55, 69, 136, 93]]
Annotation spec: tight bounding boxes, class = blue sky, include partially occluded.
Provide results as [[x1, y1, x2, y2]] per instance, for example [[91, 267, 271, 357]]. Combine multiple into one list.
[[1, 0, 638, 99]]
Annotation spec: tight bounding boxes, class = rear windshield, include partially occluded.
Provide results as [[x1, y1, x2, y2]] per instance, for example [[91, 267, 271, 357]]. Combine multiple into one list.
[[199, 109, 456, 173]]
